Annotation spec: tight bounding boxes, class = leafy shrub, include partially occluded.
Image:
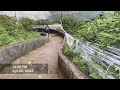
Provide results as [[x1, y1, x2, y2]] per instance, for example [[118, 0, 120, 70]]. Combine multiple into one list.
[[64, 11, 120, 49], [0, 15, 16, 35], [18, 17, 35, 31], [63, 11, 120, 79], [0, 34, 16, 47], [72, 58, 88, 74], [64, 47, 75, 59], [72, 58, 79, 65], [35, 19, 54, 25], [0, 15, 41, 47], [62, 17, 81, 35], [0, 26, 7, 34]]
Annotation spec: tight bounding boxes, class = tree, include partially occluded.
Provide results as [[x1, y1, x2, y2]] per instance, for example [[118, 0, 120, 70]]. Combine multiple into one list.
[[18, 17, 35, 30], [35, 19, 53, 25]]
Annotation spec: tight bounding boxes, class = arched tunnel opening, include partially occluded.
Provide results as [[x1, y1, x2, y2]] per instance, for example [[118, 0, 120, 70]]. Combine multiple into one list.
[[32, 27, 65, 38]]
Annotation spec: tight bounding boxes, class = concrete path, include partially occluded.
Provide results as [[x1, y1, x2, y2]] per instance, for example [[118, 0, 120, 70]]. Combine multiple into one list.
[[0, 34, 65, 79]]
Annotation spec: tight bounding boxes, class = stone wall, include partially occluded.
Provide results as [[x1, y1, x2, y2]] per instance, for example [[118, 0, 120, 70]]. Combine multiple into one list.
[[0, 36, 48, 71]]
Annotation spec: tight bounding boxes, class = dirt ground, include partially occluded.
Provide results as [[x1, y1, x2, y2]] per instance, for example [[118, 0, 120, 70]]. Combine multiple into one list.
[[0, 34, 65, 79]]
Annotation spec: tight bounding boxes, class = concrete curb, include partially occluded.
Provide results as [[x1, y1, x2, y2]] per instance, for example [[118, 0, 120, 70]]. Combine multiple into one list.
[[0, 36, 48, 71]]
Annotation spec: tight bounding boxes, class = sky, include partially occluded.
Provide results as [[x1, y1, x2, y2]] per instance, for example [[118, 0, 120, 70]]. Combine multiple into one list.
[[0, 11, 114, 20], [0, 11, 51, 20]]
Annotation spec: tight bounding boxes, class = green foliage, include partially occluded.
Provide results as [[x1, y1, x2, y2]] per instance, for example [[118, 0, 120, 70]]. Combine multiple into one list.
[[0, 31, 40, 47], [90, 62, 120, 79], [18, 17, 35, 31], [77, 60, 88, 73], [75, 11, 120, 48], [63, 17, 80, 27], [62, 11, 120, 49], [63, 43, 78, 60], [90, 72, 103, 79], [62, 17, 81, 35], [35, 19, 54, 25], [63, 47, 75, 59], [72, 58, 88, 74], [52, 18, 61, 24], [63, 11, 120, 79], [72, 58, 79, 65], [0, 15, 41, 47], [114, 11, 120, 15], [0, 34, 15, 47], [64, 43, 88, 75], [105, 65, 120, 79], [63, 43, 120, 78], [0, 15, 17, 35], [64, 43, 89, 74], [0, 26, 7, 34], [91, 63, 106, 72], [21, 31, 40, 40]]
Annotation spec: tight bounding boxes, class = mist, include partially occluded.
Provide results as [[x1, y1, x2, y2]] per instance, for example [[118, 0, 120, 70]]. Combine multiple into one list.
[[0, 11, 51, 20]]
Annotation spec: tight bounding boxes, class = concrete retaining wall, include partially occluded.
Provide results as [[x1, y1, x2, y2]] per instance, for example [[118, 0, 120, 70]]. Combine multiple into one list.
[[0, 36, 48, 71]]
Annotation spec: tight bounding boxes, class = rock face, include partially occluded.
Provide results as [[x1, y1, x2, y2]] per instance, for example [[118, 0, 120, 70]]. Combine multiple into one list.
[[0, 36, 48, 71]]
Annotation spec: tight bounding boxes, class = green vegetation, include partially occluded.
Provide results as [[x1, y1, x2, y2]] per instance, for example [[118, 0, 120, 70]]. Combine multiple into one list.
[[89, 72, 103, 79], [0, 14, 64, 47], [63, 46, 120, 79], [72, 57, 88, 74], [62, 11, 120, 79], [76, 12, 120, 49], [0, 15, 41, 47], [63, 37, 120, 79], [63, 43, 76, 60], [18, 17, 35, 30], [89, 62, 120, 79], [35, 19, 54, 25], [63, 47, 120, 79], [63, 43, 89, 75], [62, 17, 81, 35], [63, 11, 120, 49]]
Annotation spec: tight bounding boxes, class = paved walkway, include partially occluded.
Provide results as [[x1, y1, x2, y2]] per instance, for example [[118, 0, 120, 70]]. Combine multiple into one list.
[[0, 34, 65, 79]]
